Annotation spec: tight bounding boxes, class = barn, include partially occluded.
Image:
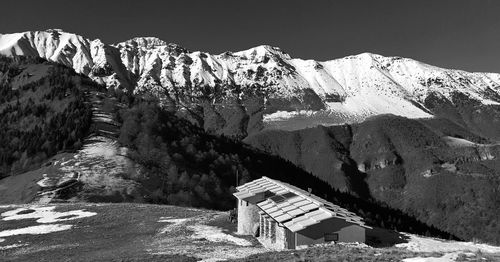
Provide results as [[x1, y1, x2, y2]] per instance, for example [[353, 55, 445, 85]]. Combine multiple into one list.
[[233, 176, 371, 250]]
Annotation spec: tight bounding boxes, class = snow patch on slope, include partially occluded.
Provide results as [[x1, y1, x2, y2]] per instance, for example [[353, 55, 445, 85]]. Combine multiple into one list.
[[1, 206, 96, 223], [442, 136, 477, 147], [0, 224, 73, 238], [396, 233, 500, 253], [402, 252, 473, 262], [189, 225, 252, 247]]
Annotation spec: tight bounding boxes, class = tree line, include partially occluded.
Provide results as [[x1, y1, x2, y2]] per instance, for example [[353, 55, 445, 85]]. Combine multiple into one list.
[[0, 55, 94, 178]]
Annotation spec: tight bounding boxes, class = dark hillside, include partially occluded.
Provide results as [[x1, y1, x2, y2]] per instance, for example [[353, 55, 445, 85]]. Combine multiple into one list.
[[424, 91, 500, 141], [0, 56, 100, 178], [245, 115, 500, 244], [115, 99, 457, 241]]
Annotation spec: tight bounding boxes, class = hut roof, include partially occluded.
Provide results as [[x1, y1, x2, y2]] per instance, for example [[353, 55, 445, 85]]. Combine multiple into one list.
[[233, 176, 370, 232]]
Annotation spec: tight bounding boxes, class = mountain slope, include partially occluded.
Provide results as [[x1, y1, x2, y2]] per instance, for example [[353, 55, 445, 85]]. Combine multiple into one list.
[[2, 30, 499, 139], [0, 88, 457, 242], [245, 115, 500, 244], [0, 55, 97, 179], [2, 203, 498, 262]]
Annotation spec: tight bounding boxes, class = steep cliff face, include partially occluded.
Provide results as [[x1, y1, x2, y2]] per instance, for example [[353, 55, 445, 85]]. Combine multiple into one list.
[[2, 30, 500, 139]]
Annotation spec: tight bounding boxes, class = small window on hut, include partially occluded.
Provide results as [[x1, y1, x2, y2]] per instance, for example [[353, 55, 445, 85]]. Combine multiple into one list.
[[324, 233, 338, 242]]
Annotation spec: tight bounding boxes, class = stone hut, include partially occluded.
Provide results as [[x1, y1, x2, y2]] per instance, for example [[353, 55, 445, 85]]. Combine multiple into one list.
[[233, 176, 371, 249]]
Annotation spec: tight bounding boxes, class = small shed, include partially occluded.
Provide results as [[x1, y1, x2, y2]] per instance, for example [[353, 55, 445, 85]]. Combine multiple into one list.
[[233, 176, 371, 249]]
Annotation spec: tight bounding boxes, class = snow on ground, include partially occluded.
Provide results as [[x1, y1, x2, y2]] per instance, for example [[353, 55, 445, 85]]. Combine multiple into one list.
[[93, 112, 119, 125], [263, 110, 319, 122], [0, 243, 29, 250], [0, 224, 73, 238], [158, 216, 189, 224], [442, 136, 477, 147], [30, 91, 142, 204], [151, 213, 266, 262], [1, 206, 96, 223], [36, 174, 52, 188], [2, 206, 97, 223], [402, 252, 474, 262], [34, 135, 140, 203], [263, 95, 434, 130], [157, 216, 251, 246], [189, 224, 252, 247], [0, 205, 97, 248], [79, 136, 122, 159], [397, 233, 500, 253], [327, 95, 433, 120], [62, 135, 140, 200], [157, 217, 189, 234], [263, 110, 364, 131]]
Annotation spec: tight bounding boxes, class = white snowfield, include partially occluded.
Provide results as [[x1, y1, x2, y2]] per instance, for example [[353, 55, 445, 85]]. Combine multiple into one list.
[[152, 214, 263, 262], [157, 216, 251, 247], [1, 206, 97, 223], [189, 224, 252, 247], [2, 30, 500, 128], [0, 205, 96, 246], [0, 224, 73, 238], [402, 253, 472, 262], [398, 233, 500, 262], [397, 233, 500, 253], [34, 135, 137, 204]]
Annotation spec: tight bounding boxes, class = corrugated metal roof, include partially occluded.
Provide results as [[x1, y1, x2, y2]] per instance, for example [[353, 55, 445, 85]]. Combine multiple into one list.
[[234, 176, 371, 231]]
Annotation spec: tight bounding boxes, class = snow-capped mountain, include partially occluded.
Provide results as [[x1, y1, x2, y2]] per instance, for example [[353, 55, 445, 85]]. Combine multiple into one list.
[[2, 29, 499, 138]]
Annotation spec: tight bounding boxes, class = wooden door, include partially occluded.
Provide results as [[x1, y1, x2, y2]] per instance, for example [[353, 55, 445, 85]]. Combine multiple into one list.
[[285, 229, 295, 249]]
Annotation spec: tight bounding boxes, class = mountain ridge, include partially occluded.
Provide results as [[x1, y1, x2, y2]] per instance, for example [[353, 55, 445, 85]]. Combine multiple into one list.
[[1, 29, 499, 140], [2, 29, 500, 74]]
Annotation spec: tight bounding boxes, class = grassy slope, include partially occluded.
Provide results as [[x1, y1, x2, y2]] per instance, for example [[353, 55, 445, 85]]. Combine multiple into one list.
[[0, 203, 252, 262], [1, 203, 497, 262], [230, 244, 500, 262]]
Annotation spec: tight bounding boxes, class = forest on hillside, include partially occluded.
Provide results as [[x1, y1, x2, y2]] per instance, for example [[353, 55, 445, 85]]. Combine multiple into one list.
[[0, 56, 95, 178], [115, 95, 459, 242], [245, 115, 500, 244]]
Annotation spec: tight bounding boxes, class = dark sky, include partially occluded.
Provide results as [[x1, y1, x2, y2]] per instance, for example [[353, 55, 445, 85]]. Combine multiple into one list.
[[2, 0, 500, 72]]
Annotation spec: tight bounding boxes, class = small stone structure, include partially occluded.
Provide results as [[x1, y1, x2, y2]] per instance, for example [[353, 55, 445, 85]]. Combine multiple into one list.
[[233, 176, 371, 249]]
